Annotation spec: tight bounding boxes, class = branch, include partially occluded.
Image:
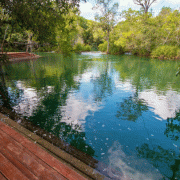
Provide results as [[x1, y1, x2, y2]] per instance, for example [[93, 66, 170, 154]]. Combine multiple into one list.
[[149, 0, 157, 7], [133, 0, 144, 6]]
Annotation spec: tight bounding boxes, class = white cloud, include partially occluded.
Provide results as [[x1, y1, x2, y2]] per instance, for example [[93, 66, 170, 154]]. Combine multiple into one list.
[[166, 0, 180, 4], [79, 2, 95, 20], [119, 0, 180, 7], [79, 2, 93, 13], [104, 141, 164, 179], [118, 0, 161, 10], [79, 0, 180, 20], [119, 0, 138, 8]]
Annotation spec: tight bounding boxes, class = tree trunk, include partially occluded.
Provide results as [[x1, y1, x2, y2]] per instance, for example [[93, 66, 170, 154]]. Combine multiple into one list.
[[26, 32, 33, 53], [107, 29, 110, 54], [1, 25, 9, 54]]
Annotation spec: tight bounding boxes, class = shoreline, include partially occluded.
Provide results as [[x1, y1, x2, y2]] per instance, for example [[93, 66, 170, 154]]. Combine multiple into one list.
[[0, 52, 41, 64], [0, 110, 108, 180], [0, 106, 112, 179]]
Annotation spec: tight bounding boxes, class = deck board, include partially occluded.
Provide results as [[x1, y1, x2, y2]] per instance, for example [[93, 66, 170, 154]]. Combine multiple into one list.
[[0, 151, 29, 180], [0, 129, 66, 180], [0, 146, 38, 180], [0, 172, 7, 180], [0, 121, 87, 180]]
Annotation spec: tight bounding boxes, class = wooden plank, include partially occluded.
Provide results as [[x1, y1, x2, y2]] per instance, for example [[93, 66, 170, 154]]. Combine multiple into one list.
[[0, 172, 7, 180], [0, 122, 87, 180], [0, 129, 67, 180], [0, 151, 29, 180], [0, 145, 38, 180], [0, 112, 105, 180]]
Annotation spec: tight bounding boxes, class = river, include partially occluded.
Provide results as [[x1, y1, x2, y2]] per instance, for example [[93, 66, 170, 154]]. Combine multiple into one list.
[[0, 52, 180, 179]]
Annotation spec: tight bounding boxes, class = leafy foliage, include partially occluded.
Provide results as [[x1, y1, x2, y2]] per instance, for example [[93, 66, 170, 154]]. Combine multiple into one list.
[[73, 43, 92, 53], [98, 41, 108, 52], [110, 7, 180, 59], [1, 0, 180, 59], [151, 45, 179, 60], [0, 53, 9, 63], [0, 0, 82, 53]]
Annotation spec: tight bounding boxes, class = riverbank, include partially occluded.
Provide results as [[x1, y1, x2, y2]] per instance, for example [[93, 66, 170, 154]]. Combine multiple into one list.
[[0, 52, 41, 64]]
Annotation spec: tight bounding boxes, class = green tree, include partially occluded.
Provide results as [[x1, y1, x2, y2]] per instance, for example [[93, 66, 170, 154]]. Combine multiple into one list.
[[111, 6, 180, 59], [56, 9, 79, 54], [114, 9, 154, 56], [0, 0, 82, 51], [93, 0, 119, 54]]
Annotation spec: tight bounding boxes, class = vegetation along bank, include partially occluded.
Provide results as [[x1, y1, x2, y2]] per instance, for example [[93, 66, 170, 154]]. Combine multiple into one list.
[[0, 0, 180, 60]]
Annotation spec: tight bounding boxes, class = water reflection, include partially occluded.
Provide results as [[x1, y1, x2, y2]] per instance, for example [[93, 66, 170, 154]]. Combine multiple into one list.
[[91, 61, 113, 103], [165, 110, 180, 141], [116, 94, 148, 122], [139, 90, 180, 120], [136, 143, 180, 179], [0, 54, 96, 157], [101, 141, 164, 180], [1, 53, 180, 179], [61, 93, 103, 131], [0, 65, 12, 110]]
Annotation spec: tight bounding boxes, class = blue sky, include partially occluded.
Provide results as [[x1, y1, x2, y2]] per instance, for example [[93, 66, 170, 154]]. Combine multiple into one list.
[[79, 0, 180, 20]]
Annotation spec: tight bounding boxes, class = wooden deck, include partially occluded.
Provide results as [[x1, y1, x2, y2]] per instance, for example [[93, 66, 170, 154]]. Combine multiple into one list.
[[0, 112, 108, 180], [0, 121, 87, 180], [0, 52, 40, 63]]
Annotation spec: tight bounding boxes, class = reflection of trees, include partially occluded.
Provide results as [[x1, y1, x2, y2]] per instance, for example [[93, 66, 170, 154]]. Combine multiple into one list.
[[116, 95, 148, 122], [1, 54, 95, 157], [0, 65, 13, 109], [164, 110, 180, 141], [28, 75, 95, 156], [136, 143, 180, 180], [114, 56, 180, 92], [93, 60, 113, 102], [116, 57, 149, 122]]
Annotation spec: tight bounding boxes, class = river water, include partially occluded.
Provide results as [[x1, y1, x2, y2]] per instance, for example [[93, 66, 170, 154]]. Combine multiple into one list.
[[0, 52, 180, 179]]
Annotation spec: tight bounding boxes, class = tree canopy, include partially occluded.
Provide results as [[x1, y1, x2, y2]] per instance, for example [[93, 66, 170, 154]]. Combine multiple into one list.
[[0, 0, 80, 46], [0, 0, 180, 60]]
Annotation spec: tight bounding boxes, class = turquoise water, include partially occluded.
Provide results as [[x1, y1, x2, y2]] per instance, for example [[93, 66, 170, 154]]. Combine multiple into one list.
[[0, 52, 180, 179]]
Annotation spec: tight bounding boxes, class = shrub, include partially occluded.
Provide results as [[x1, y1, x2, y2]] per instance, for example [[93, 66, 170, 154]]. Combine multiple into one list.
[[84, 44, 92, 51], [98, 41, 124, 54], [176, 49, 180, 59], [58, 42, 73, 54], [73, 43, 84, 53], [98, 41, 108, 52], [0, 53, 9, 64], [133, 48, 150, 57], [151, 45, 179, 60], [109, 43, 124, 55], [73, 43, 92, 53], [37, 45, 54, 52]]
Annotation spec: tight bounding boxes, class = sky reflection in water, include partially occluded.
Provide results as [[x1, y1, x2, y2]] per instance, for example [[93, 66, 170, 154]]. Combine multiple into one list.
[[1, 52, 180, 179]]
